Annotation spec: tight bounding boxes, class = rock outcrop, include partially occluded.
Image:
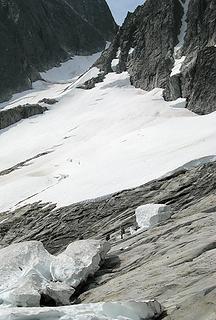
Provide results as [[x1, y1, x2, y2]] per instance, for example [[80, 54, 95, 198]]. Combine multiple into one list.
[[0, 104, 47, 130], [96, 0, 216, 114], [0, 0, 117, 102]]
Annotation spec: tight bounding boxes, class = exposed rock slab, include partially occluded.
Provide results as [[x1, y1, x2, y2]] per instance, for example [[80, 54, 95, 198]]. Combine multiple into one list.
[[0, 104, 47, 130]]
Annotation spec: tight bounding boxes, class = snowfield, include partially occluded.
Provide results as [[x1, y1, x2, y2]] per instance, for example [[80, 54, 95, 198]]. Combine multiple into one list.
[[0, 55, 216, 213]]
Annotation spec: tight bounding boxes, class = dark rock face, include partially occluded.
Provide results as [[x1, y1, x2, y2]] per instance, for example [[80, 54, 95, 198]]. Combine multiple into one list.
[[0, 104, 47, 130], [183, 0, 216, 54], [97, 0, 183, 90], [0, 0, 117, 102], [182, 47, 216, 114], [97, 0, 216, 114], [0, 161, 216, 318]]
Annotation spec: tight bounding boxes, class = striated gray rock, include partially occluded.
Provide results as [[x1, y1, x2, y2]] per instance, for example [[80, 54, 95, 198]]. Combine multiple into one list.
[[169, 0, 216, 114], [181, 47, 216, 114], [0, 104, 47, 130], [0, 0, 117, 102]]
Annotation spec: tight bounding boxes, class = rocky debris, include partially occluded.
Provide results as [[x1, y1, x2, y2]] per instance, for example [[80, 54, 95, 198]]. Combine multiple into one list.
[[135, 204, 173, 229], [0, 0, 117, 102], [76, 73, 105, 90], [0, 151, 53, 177], [0, 300, 164, 320], [0, 240, 110, 307], [38, 98, 58, 105], [0, 104, 47, 130], [96, 0, 216, 114]]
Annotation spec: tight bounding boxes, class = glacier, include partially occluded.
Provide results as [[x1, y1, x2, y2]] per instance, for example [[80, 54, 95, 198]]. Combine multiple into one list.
[[0, 64, 216, 212]]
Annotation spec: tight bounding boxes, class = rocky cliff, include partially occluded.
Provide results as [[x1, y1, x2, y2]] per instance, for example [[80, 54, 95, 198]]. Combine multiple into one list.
[[96, 0, 216, 114], [0, 0, 117, 102]]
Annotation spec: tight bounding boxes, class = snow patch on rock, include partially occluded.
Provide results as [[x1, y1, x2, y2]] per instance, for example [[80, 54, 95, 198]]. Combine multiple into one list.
[[171, 0, 190, 76], [111, 47, 121, 72]]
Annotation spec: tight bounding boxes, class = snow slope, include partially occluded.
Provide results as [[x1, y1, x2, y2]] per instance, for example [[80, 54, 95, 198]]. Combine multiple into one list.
[[0, 58, 216, 212], [0, 53, 101, 111]]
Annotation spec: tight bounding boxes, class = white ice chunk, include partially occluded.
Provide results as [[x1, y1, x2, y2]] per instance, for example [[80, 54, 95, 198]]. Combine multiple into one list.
[[0, 241, 52, 307], [169, 98, 186, 108], [0, 240, 110, 307], [0, 300, 163, 320], [135, 204, 172, 229], [50, 240, 110, 288]]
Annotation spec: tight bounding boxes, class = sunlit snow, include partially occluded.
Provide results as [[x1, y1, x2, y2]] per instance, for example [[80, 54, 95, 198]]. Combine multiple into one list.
[[0, 52, 216, 213]]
